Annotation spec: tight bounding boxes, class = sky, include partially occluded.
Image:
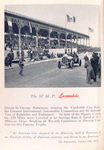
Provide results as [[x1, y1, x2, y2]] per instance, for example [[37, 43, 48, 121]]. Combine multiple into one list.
[[5, 4, 101, 47]]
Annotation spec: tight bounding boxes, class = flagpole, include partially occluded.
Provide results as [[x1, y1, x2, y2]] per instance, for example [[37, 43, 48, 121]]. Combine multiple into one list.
[[65, 13, 67, 51], [88, 28, 90, 46], [65, 13, 67, 29], [88, 27, 89, 36], [88, 28, 91, 46]]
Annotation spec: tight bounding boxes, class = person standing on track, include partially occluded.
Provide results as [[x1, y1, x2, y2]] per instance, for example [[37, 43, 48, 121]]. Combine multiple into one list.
[[18, 58, 24, 76], [84, 56, 95, 84], [97, 52, 101, 78], [90, 52, 99, 82], [7, 51, 12, 67]]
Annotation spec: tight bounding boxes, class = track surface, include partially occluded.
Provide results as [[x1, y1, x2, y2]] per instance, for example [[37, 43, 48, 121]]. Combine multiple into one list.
[[5, 54, 101, 88]]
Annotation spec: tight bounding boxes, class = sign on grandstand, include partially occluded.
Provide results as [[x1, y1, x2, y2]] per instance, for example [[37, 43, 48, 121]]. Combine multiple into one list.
[[7, 18, 13, 33]]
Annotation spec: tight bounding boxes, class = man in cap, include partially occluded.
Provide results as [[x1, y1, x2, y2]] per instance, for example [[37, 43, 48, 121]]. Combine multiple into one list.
[[90, 52, 99, 82]]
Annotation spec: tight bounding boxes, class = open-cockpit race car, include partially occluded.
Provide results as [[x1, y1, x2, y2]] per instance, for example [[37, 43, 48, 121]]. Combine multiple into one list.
[[57, 53, 81, 69]]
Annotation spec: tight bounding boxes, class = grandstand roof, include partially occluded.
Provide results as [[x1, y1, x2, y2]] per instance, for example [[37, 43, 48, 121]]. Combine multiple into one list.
[[5, 10, 89, 38]]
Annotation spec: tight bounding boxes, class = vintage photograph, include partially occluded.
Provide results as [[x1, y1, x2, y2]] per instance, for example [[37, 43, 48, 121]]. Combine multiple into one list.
[[4, 4, 101, 87]]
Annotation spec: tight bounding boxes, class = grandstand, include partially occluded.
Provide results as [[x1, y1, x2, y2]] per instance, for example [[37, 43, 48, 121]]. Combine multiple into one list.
[[5, 10, 93, 60]]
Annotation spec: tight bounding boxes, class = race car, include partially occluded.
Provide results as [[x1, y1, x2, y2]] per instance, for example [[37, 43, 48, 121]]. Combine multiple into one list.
[[71, 52, 81, 66], [57, 53, 81, 69]]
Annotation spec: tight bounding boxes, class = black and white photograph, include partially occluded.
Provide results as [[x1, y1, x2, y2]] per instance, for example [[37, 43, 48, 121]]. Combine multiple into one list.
[[4, 4, 101, 88]]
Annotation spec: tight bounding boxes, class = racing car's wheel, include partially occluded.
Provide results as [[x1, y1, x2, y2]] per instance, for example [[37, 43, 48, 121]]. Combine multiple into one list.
[[70, 61, 74, 69], [58, 61, 61, 69], [71, 61, 74, 69], [79, 60, 81, 66], [68, 63, 71, 68]]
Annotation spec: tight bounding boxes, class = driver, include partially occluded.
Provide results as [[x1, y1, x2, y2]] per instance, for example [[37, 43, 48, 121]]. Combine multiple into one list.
[[73, 51, 78, 62]]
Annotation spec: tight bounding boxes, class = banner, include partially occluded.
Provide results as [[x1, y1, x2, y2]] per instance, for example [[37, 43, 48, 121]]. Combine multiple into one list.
[[29, 22, 32, 33], [7, 19, 13, 33]]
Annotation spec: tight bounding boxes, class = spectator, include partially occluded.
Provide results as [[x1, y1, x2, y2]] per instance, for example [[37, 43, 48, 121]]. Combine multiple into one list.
[[17, 50, 20, 59], [97, 53, 101, 78], [21, 49, 24, 61], [30, 49, 33, 60], [10, 48, 14, 60], [90, 52, 99, 82], [27, 50, 30, 58], [84, 56, 95, 84], [7, 52, 12, 67]]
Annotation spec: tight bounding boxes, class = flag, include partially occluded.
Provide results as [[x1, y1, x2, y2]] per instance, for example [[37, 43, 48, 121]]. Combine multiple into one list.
[[69, 17, 73, 22], [66, 15, 76, 22], [7, 18, 13, 47], [89, 27, 93, 32], [73, 16, 76, 22], [29, 22, 32, 33], [66, 15, 70, 22]]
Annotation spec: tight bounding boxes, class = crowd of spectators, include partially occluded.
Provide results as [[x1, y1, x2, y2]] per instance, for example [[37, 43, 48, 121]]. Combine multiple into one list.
[[77, 45, 101, 53], [84, 52, 101, 84], [5, 33, 101, 66], [5, 33, 82, 51]]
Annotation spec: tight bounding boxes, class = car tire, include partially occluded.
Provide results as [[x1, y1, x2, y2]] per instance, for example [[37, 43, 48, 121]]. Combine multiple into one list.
[[68, 63, 71, 68], [79, 60, 81, 66], [70, 61, 74, 69], [58, 61, 61, 69]]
